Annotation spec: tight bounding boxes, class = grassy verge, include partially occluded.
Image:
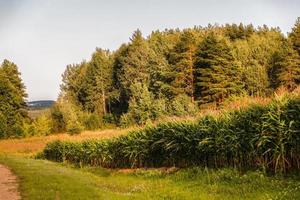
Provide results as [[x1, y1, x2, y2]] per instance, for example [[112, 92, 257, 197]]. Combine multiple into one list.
[[1, 155, 300, 200]]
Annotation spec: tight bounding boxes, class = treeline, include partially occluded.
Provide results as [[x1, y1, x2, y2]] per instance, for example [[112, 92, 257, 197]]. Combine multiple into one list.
[[52, 18, 300, 132], [42, 92, 300, 174]]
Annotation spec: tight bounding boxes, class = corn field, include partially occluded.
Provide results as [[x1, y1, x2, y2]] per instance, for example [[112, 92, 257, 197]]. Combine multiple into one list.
[[41, 94, 300, 173]]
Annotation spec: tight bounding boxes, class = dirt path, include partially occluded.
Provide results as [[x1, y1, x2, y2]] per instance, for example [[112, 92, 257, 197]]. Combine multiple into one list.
[[0, 164, 20, 200]]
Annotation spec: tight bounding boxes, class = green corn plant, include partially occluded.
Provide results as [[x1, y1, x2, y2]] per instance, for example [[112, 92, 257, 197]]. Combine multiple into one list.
[[40, 94, 300, 174]]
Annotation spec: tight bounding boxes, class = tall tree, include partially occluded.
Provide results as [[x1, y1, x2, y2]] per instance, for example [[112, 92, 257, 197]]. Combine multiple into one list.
[[289, 17, 300, 56], [232, 30, 284, 96], [60, 61, 88, 107], [84, 48, 113, 115], [0, 60, 27, 138], [195, 33, 242, 105], [147, 30, 177, 98], [270, 40, 300, 91], [113, 30, 153, 114], [169, 30, 198, 101]]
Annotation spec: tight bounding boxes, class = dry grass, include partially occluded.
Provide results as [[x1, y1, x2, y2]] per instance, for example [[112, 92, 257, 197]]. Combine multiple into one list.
[[0, 128, 133, 156]]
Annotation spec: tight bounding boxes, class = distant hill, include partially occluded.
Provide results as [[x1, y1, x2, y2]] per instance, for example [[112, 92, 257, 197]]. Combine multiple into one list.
[[27, 100, 55, 110]]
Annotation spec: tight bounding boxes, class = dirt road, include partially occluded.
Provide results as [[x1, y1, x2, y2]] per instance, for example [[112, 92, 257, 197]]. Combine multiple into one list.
[[0, 164, 20, 200]]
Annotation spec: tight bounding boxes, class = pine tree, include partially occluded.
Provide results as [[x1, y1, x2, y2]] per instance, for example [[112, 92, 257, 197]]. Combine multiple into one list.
[[289, 17, 300, 56], [113, 30, 152, 114], [117, 30, 151, 91], [1, 59, 27, 108], [232, 30, 284, 96], [0, 60, 28, 138], [60, 61, 88, 108], [195, 33, 242, 105], [84, 48, 113, 115], [169, 30, 198, 100], [270, 40, 300, 91], [147, 31, 174, 98]]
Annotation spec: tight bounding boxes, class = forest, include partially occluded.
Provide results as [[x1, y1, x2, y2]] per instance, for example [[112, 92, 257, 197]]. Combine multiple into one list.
[[1, 18, 300, 138]]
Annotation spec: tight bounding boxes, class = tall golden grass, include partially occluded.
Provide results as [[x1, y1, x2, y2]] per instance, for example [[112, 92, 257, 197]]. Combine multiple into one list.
[[0, 128, 132, 156]]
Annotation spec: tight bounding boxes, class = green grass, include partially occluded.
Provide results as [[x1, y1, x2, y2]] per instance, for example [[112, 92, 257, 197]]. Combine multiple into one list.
[[1, 155, 300, 200]]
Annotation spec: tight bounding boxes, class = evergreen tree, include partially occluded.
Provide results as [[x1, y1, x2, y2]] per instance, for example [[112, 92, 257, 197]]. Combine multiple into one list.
[[270, 40, 300, 91], [232, 30, 284, 96], [60, 61, 89, 108], [224, 23, 255, 40], [289, 17, 300, 56], [116, 30, 151, 93], [147, 31, 175, 98], [120, 81, 166, 125], [113, 30, 152, 115], [84, 48, 113, 115], [0, 60, 28, 138], [169, 30, 198, 101], [195, 33, 242, 105], [1, 59, 27, 108]]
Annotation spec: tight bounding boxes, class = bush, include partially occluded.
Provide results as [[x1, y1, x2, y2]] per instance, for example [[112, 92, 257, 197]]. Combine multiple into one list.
[[52, 100, 84, 135], [33, 115, 52, 136], [50, 104, 65, 133], [168, 94, 198, 116], [120, 82, 168, 126], [83, 113, 102, 130]]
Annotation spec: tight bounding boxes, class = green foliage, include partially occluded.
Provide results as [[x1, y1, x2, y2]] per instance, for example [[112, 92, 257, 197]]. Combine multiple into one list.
[[168, 94, 197, 116], [114, 30, 152, 99], [232, 30, 284, 96], [120, 82, 167, 126], [83, 49, 113, 115], [56, 18, 300, 128], [224, 23, 255, 40], [289, 17, 300, 56], [82, 112, 102, 130], [169, 30, 198, 99], [270, 40, 300, 91], [51, 100, 84, 134], [42, 94, 300, 174], [195, 33, 242, 105], [50, 104, 65, 133], [33, 115, 52, 136], [0, 60, 28, 138]]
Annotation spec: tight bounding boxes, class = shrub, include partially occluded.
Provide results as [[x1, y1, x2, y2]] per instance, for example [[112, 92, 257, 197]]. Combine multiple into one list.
[[168, 94, 198, 116], [33, 115, 52, 136], [50, 104, 66, 133], [82, 112, 102, 130], [53, 100, 84, 134]]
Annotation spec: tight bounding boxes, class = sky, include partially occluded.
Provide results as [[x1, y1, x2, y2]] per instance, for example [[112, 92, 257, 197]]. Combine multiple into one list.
[[0, 0, 299, 101]]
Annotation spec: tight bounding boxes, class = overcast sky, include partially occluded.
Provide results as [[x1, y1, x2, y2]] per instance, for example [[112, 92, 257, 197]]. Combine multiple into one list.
[[0, 0, 299, 101]]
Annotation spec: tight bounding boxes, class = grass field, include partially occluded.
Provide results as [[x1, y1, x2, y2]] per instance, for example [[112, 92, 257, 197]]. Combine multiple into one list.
[[0, 128, 131, 156], [1, 154, 300, 200]]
